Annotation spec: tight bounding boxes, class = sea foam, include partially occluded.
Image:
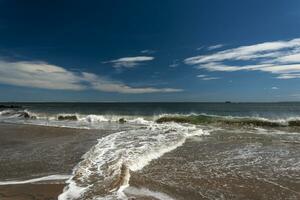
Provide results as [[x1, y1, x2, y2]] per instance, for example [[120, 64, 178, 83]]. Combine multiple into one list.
[[59, 121, 209, 200], [0, 175, 71, 185]]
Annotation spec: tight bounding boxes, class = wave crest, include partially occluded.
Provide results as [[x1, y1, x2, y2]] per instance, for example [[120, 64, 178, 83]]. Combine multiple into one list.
[[156, 115, 300, 128]]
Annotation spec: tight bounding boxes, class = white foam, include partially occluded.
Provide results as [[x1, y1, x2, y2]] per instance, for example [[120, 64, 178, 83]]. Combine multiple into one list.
[[59, 122, 209, 200], [0, 175, 71, 185], [127, 117, 151, 125], [124, 186, 175, 200], [59, 180, 87, 200], [0, 109, 12, 116], [79, 115, 109, 123]]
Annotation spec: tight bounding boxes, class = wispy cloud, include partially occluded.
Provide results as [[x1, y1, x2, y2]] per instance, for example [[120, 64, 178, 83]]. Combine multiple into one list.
[[196, 74, 220, 81], [0, 59, 182, 94], [169, 59, 180, 68], [104, 56, 154, 69], [277, 73, 300, 79], [196, 46, 204, 51], [271, 86, 279, 90], [140, 49, 156, 54], [196, 75, 207, 78], [290, 93, 300, 98], [185, 38, 300, 79], [83, 72, 182, 94], [207, 44, 224, 51]]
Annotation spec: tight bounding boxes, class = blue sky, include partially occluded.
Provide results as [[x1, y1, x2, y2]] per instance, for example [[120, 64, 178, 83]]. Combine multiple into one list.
[[1, 0, 300, 102]]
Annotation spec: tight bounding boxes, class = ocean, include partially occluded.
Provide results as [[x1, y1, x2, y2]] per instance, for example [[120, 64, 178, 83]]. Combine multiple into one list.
[[0, 102, 299, 199]]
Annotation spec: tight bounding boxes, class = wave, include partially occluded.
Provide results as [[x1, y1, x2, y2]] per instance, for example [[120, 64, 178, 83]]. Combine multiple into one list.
[[156, 114, 300, 128], [2, 108, 300, 130], [58, 122, 209, 200], [0, 109, 149, 123]]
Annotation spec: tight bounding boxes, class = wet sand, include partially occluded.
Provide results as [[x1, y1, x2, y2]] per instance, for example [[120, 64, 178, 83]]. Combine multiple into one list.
[[0, 123, 108, 199], [0, 123, 109, 180], [130, 129, 300, 200], [1, 122, 300, 199], [0, 183, 65, 200]]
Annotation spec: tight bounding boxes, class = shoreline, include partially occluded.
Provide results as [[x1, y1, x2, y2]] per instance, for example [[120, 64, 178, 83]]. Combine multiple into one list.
[[0, 122, 105, 199], [1, 120, 300, 199]]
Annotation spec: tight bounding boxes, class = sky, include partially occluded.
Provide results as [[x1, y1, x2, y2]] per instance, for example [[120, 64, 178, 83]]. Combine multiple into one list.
[[1, 0, 300, 102]]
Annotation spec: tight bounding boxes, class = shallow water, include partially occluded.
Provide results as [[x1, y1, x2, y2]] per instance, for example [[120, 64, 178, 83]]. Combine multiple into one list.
[[130, 130, 300, 199], [0, 103, 300, 199]]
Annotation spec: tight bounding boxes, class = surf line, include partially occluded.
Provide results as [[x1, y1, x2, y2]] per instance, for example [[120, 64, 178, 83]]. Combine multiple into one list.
[[0, 175, 71, 185]]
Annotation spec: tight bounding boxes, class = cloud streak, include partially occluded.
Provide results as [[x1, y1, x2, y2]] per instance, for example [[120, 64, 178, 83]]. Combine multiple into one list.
[[140, 49, 156, 54], [104, 56, 154, 69], [169, 59, 180, 68], [197, 74, 220, 81], [207, 44, 224, 51], [0, 59, 182, 94], [184, 38, 300, 79]]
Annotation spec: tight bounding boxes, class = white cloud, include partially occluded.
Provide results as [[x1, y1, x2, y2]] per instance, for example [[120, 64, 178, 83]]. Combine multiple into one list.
[[202, 77, 220, 81], [276, 73, 300, 79], [0, 59, 182, 94], [141, 49, 156, 54], [169, 59, 179, 68], [196, 46, 204, 51], [271, 86, 279, 90], [196, 74, 220, 81], [104, 56, 154, 69], [0, 60, 85, 90], [82, 72, 182, 94], [273, 53, 300, 64], [184, 38, 300, 79], [290, 93, 300, 98], [207, 44, 224, 51], [169, 63, 179, 68]]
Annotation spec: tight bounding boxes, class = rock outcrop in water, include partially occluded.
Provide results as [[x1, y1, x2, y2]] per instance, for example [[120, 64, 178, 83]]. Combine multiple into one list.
[[57, 115, 78, 121], [0, 105, 22, 109], [156, 115, 215, 125], [288, 120, 300, 126], [18, 112, 37, 119], [118, 118, 126, 124]]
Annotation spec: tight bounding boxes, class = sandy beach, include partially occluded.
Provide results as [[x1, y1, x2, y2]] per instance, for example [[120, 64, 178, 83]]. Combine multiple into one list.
[[0, 104, 300, 199], [0, 123, 107, 199], [130, 129, 300, 199], [0, 183, 65, 200]]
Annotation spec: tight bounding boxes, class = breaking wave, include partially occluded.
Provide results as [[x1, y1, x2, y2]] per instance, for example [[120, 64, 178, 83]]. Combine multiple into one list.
[[2, 108, 300, 129], [1, 107, 300, 199], [156, 114, 300, 128]]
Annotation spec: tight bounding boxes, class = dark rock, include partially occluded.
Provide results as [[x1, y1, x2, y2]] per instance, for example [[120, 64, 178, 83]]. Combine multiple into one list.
[[58, 115, 78, 121], [0, 105, 22, 109], [119, 118, 126, 123], [288, 120, 300, 126]]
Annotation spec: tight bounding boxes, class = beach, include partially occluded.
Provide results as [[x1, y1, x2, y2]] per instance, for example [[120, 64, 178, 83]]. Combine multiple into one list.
[[0, 103, 300, 199], [130, 129, 300, 199], [0, 123, 107, 200], [0, 183, 64, 200], [1, 122, 299, 199]]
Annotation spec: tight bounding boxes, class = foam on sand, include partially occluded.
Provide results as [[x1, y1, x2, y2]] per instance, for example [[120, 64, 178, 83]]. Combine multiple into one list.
[[0, 175, 71, 185], [59, 121, 209, 200], [124, 186, 175, 200]]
